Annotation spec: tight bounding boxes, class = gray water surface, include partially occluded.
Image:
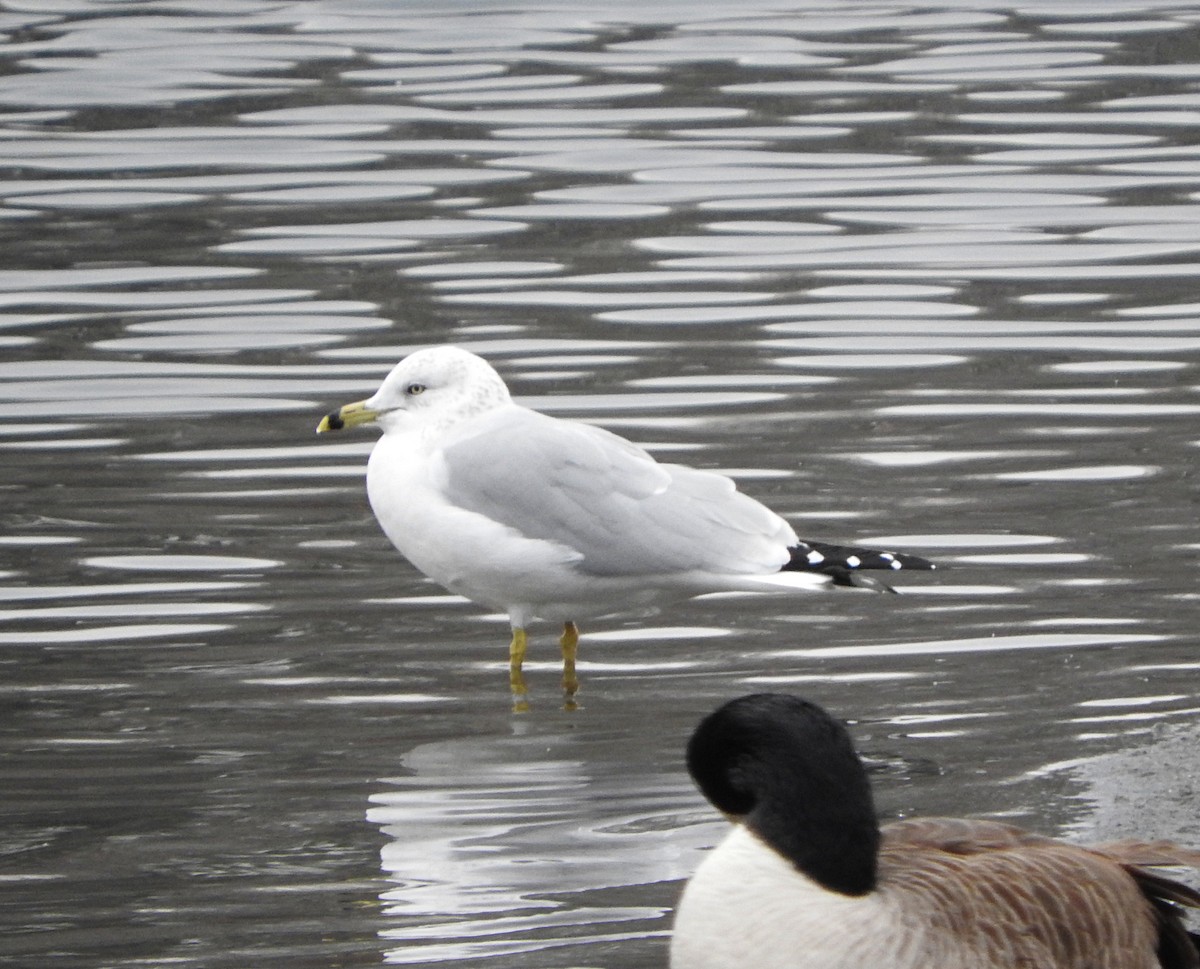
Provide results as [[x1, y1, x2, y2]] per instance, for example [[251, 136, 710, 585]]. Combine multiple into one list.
[[2, 1, 1200, 966]]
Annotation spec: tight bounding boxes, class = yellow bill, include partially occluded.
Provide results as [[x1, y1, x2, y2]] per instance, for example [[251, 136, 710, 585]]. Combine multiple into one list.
[[316, 399, 380, 434]]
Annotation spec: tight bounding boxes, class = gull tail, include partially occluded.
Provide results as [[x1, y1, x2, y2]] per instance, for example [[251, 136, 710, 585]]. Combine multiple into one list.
[[784, 539, 937, 593]]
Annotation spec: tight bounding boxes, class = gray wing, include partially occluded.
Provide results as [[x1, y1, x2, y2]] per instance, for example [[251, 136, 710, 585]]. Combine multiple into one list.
[[433, 405, 795, 577]]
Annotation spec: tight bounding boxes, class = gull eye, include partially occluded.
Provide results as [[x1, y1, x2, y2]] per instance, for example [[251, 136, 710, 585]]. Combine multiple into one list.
[[405, 383, 426, 396]]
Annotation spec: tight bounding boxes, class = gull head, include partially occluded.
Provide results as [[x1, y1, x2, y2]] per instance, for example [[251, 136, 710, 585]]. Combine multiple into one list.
[[317, 346, 512, 435]]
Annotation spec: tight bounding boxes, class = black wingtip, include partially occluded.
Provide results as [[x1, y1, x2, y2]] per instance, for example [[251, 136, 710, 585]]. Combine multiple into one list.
[[784, 540, 937, 577]]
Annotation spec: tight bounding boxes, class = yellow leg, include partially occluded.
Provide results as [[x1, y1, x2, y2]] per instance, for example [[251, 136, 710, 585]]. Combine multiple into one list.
[[560, 621, 580, 697], [509, 627, 529, 700]]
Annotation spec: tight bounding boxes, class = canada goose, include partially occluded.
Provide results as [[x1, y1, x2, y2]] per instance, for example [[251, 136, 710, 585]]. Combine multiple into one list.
[[317, 347, 934, 698], [671, 693, 1200, 969]]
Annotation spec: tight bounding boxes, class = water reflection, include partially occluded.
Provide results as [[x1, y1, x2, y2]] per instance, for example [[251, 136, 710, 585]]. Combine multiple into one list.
[[368, 725, 696, 965], [4, 1, 1200, 967]]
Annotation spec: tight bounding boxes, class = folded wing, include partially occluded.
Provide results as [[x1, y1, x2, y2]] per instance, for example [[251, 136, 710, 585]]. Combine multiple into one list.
[[435, 406, 795, 577]]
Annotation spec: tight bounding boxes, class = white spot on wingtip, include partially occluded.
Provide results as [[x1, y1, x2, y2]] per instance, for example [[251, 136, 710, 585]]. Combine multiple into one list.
[[845, 555, 861, 568], [806, 550, 825, 565]]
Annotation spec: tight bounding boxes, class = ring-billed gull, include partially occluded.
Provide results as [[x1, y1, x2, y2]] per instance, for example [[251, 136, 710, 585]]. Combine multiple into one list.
[[317, 346, 934, 699], [671, 693, 1200, 969]]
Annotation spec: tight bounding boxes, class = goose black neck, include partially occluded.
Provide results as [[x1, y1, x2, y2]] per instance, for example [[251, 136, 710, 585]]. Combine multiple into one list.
[[687, 694, 880, 896]]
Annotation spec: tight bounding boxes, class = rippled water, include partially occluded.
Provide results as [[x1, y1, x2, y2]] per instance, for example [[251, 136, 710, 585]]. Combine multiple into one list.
[[3, 1, 1200, 966]]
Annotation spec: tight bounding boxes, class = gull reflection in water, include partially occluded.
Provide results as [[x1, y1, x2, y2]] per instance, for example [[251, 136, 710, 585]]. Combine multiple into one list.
[[367, 723, 715, 966]]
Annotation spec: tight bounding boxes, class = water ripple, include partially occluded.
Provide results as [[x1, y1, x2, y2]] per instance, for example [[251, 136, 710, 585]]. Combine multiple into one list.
[[5, 5, 1200, 968]]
